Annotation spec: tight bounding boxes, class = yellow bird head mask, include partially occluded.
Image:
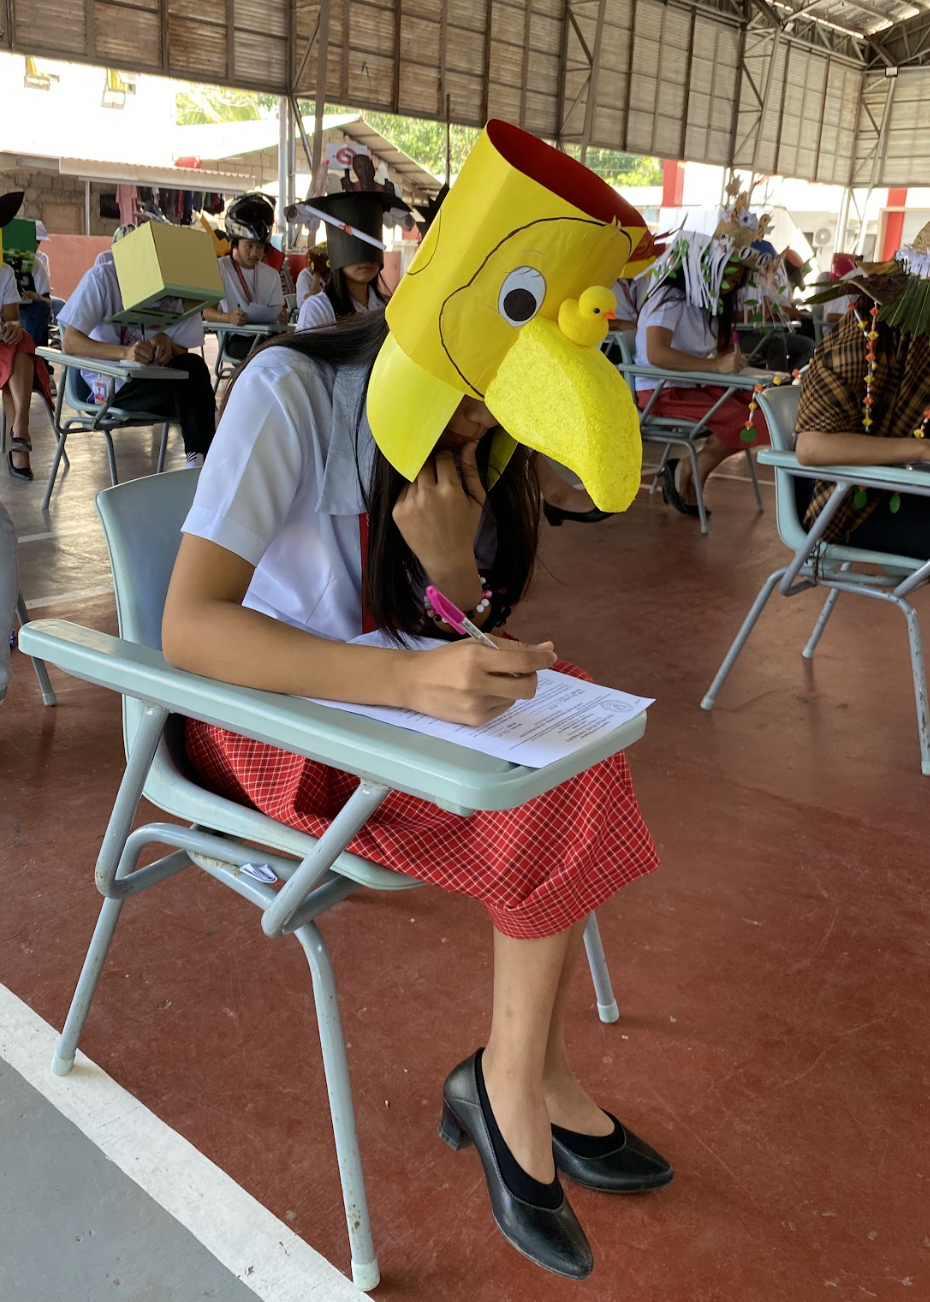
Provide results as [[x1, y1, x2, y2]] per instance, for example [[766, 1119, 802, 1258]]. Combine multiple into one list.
[[366, 121, 651, 512]]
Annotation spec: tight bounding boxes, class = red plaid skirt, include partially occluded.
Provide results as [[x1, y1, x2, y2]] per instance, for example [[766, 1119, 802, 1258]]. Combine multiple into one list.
[[0, 331, 53, 409], [185, 660, 658, 940], [638, 384, 771, 451]]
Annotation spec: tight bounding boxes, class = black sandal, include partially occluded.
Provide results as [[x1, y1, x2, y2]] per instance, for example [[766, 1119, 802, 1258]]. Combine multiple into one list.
[[660, 460, 710, 519], [6, 438, 33, 482]]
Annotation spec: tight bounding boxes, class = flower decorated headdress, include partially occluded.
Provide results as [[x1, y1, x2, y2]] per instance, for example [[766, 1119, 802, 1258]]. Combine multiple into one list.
[[806, 220, 930, 340], [646, 175, 772, 316]]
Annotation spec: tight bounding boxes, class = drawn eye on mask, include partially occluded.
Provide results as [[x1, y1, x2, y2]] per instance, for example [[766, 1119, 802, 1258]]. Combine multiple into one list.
[[498, 266, 547, 326]]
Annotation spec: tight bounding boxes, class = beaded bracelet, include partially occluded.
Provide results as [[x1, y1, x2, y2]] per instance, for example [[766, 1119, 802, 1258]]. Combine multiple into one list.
[[425, 576, 492, 624]]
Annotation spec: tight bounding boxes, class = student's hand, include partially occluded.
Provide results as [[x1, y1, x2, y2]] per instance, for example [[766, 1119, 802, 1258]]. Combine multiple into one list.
[[393, 444, 486, 583], [123, 339, 155, 364], [227, 309, 248, 326], [149, 333, 174, 366], [714, 348, 746, 375], [1, 319, 22, 344], [403, 638, 558, 726], [276, 304, 288, 324]]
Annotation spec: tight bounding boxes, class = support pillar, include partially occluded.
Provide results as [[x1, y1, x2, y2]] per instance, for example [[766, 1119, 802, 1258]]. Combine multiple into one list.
[[882, 187, 908, 260]]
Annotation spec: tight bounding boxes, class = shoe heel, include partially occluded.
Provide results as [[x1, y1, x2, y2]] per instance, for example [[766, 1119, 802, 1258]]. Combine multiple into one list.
[[438, 1102, 473, 1152]]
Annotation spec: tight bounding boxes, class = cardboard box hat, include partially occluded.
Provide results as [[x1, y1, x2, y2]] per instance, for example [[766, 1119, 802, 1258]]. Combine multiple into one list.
[[110, 223, 224, 329]]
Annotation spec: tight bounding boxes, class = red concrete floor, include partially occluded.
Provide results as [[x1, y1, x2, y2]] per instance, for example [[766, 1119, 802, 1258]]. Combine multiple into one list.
[[3, 476, 930, 1302]]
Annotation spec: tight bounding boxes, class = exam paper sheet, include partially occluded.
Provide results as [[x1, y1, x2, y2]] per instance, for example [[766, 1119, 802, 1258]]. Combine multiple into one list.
[[307, 633, 653, 769]]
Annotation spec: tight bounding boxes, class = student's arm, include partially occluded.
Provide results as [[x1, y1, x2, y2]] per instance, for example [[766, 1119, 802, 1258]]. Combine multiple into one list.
[[163, 536, 554, 727], [0, 302, 22, 344], [796, 429, 930, 467], [204, 305, 248, 325], [645, 325, 745, 375], [62, 323, 153, 363]]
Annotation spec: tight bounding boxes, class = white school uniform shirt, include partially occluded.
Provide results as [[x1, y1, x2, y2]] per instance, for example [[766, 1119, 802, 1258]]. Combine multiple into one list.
[[182, 346, 496, 642], [633, 288, 718, 391], [25, 256, 51, 297], [297, 284, 382, 332], [56, 260, 204, 397], [295, 266, 319, 307], [217, 255, 285, 315], [610, 278, 640, 324], [0, 264, 21, 308]]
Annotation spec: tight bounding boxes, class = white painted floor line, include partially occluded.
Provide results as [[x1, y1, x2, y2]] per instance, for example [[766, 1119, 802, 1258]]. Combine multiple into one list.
[[24, 584, 116, 610], [0, 984, 362, 1302], [17, 530, 57, 543]]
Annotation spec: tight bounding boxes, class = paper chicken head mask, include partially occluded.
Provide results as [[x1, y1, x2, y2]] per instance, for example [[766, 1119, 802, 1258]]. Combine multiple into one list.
[[366, 120, 650, 512]]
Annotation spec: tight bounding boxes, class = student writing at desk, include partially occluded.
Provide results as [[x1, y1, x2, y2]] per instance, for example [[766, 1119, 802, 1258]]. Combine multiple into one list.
[[797, 223, 930, 557], [204, 193, 286, 360], [163, 122, 672, 1282], [57, 224, 216, 467], [635, 198, 773, 519]]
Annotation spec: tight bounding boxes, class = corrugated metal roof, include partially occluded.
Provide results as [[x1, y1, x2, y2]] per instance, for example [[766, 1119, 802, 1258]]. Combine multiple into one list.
[[5, 0, 930, 186]]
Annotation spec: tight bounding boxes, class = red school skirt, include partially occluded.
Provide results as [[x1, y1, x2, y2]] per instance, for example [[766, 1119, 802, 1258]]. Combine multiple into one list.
[[638, 384, 770, 451], [0, 331, 53, 409], [185, 659, 658, 940]]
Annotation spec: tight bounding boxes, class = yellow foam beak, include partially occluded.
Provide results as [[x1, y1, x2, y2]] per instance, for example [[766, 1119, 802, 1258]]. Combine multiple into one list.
[[484, 317, 642, 512]]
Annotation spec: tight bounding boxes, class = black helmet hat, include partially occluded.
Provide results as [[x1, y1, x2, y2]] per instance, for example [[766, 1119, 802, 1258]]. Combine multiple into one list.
[[225, 193, 276, 246]]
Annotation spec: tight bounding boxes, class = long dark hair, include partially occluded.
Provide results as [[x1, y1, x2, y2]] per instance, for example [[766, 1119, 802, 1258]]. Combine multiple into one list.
[[226, 313, 540, 638], [325, 266, 391, 319], [650, 267, 738, 346]]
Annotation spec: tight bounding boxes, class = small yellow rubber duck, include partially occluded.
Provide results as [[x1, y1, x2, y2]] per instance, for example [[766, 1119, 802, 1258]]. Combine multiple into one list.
[[558, 286, 617, 347]]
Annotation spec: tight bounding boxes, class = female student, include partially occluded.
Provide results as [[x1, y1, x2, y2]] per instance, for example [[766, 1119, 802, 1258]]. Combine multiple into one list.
[[294, 244, 330, 308], [635, 224, 771, 518], [295, 190, 394, 331], [796, 226, 930, 555], [164, 121, 672, 1281], [1, 192, 52, 481]]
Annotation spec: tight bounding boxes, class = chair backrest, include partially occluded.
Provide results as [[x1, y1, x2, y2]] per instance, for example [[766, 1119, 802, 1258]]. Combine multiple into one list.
[[601, 330, 636, 398], [96, 469, 199, 652], [96, 469, 199, 758], [64, 359, 95, 412], [757, 384, 800, 452]]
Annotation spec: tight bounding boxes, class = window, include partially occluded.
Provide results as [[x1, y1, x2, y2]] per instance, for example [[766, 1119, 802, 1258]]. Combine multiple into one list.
[[24, 56, 59, 90]]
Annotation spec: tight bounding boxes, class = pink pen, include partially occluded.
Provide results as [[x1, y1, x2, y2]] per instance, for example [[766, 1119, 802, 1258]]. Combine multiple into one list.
[[426, 585, 499, 649]]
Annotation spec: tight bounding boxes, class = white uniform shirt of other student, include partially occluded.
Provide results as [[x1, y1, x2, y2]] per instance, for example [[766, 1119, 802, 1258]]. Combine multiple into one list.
[[56, 260, 204, 398], [297, 284, 382, 332], [182, 346, 496, 643], [216, 255, 285, 316], [0, 264, 21, 309], [633, 288, 718, 391]]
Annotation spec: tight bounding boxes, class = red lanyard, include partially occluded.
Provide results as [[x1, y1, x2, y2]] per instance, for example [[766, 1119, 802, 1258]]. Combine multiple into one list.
[[232, 261, 254, 304], [357, 514, 376, 634]]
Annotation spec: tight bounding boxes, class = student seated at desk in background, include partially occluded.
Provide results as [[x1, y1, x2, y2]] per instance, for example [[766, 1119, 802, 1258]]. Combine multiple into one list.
[[56, 225, 215, 468], [204, 193, 286, 360], [796, 224, 930, 559], [734, 241, 815, 373], [1, 192, 53, 482], [634, 205, 772, 520], [294, 244, 330, 308]]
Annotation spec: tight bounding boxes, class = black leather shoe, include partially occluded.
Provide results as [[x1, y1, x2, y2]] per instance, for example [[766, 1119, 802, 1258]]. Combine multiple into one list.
[[552, 1113, 674, 1193], [6, 439, 33, 482], [439, 1051, 594, 1280], [659, 461, 710, 519], [543, 501, 613, 527]]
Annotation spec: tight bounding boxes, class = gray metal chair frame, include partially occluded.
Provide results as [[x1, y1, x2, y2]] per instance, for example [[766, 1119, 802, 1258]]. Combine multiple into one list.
[[19, 469, 640, 1289], [608, 333, 767, 535], [702, 385, 930, 775], [15, 592, 56, 705], [36, 348, 183, 511]]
